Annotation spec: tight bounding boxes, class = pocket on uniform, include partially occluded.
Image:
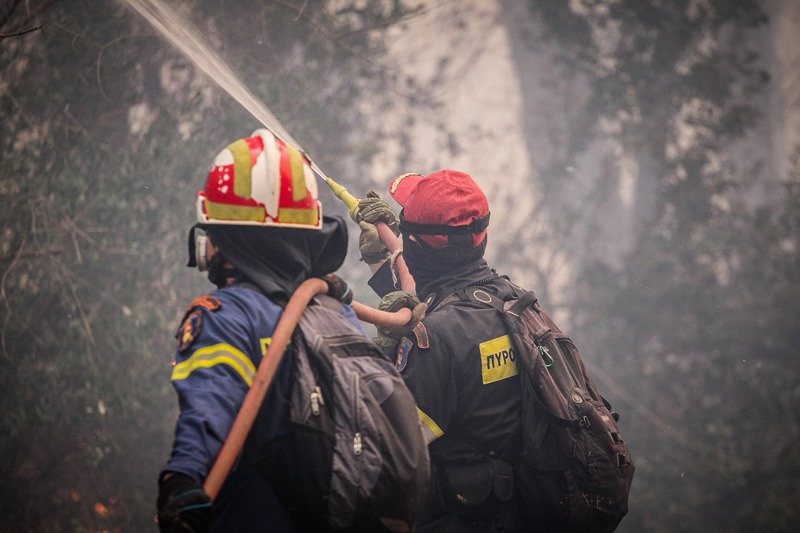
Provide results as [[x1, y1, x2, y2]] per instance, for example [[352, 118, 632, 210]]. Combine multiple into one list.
[[445, 461, 494, 519], [489, 459, 514, 502], [445, 459, 515, 520]]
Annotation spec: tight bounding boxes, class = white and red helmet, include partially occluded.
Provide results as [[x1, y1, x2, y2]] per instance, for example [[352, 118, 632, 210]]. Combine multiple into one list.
[[196, 129, 322, 229]]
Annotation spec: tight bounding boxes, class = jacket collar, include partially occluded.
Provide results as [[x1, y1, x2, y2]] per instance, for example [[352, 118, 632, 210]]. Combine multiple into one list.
[[416, 258, 497, 307]]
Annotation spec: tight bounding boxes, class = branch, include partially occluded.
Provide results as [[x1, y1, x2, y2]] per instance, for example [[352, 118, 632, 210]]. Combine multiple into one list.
[[0, 247, 63, 263], [0, 24, 42, 38], [0, 0, 59, 37], [0, 234, 26, 359], [271, 0, 430, 104], [96, 34, 149, 101]]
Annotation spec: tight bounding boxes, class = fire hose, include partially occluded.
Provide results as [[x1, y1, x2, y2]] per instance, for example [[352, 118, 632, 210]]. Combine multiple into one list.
[[203, 278, 413, 501], [325, 177, 415, 293], [202, 168, 417, 501], [124, 0, 421, 507], [202, 178, 416, 499]]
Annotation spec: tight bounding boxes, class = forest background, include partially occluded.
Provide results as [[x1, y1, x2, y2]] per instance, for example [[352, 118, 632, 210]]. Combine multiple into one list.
[[2, 0, 799, 531]]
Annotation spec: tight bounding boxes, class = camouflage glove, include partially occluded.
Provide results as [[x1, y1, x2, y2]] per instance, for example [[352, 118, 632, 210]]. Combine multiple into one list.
[[373, 291, 427, 355], [356, 191, 400, 236], [322, 273, 353, 305], [156, 472, 212, 533], [358, 221, 390, 265]]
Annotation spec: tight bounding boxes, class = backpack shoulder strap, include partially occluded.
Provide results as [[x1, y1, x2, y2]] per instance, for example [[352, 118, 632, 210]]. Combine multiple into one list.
[[448, 285, 540, 323], [506, 290, 538, 317], [440, 285, 508, 311], [438, 278, 536, 309], [451, 285, 584, 430]]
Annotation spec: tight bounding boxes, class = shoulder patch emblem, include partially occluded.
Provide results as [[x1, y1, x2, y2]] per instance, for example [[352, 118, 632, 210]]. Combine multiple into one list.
[[186, 295, 221, 313], [174, 295, 220, 352], [412, 322, 430, 349], [176, 309, 204, 352], [395, 337, 414, 372]]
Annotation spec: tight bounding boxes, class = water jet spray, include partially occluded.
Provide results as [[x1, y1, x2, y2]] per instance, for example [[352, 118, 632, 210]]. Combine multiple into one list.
[[122, 0, 413, 287]]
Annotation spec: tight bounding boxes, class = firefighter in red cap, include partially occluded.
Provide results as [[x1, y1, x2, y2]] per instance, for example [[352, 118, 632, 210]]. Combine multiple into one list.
[[156, 130, 357, 532], [355, 169, 524, 532]]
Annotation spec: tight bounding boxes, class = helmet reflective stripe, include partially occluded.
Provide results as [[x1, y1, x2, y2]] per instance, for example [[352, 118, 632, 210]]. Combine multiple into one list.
[[229, 138, 254, 199], [275, 137, 319, 226], [280, 139, 307, 202], [197, 129, 322, 229], [203, 135, 265, 223]]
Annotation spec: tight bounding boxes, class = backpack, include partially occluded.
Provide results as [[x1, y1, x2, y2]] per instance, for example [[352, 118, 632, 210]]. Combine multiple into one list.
[[245, 296, 430, 533], [449, 284, 634, 533]]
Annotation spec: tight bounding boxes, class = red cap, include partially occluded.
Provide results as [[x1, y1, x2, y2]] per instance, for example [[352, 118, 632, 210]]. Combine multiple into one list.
[[389, 169, 489, 249]]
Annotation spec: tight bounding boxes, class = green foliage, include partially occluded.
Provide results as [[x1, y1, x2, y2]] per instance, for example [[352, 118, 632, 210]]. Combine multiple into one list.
[[4, 1, 796, 531], [0, 0, 414, 530], [578, 159, 800, 532], [528, 1, 799, 531]]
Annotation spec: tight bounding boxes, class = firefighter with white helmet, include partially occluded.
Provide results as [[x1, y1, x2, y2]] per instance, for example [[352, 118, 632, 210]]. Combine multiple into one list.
[[156, 130, 357, 532]]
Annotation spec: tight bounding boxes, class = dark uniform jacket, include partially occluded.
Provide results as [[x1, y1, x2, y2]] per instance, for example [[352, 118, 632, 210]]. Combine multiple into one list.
[[371, 258, 523, 531]]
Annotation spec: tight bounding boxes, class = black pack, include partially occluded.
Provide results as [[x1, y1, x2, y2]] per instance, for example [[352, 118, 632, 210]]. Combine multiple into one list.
[[450, 285, 634, 533], [245, 296, 430, 533]]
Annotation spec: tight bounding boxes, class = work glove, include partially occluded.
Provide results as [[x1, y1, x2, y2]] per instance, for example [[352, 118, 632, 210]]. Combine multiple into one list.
[[356, 191, 400, 236], [359, 221, 390, 265], [373, 291, 427, 356], [156, 472, 212, 533], [322, 273, 353, 305]]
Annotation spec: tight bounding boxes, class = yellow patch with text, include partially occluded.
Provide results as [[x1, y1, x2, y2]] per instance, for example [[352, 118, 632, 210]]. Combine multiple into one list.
[[480, 335, 518, 384]]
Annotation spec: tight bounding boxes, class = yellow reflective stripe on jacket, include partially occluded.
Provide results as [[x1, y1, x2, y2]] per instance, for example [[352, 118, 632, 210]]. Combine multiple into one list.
[[172, 343, 257, 387], [417, 407, 444, 444]]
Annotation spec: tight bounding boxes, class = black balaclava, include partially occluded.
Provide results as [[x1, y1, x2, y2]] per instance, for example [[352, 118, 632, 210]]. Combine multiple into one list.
[[206, 215, 348, 302], [402, 231, 488, 295], [207, 251, 237, 289]]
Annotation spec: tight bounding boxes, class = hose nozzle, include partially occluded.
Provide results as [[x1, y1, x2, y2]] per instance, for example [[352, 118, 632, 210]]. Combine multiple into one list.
[[325, 177, 360, 221]]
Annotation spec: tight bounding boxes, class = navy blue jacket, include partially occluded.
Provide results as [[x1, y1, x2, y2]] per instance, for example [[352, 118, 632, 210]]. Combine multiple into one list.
[[164, 284, 364, 531]]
